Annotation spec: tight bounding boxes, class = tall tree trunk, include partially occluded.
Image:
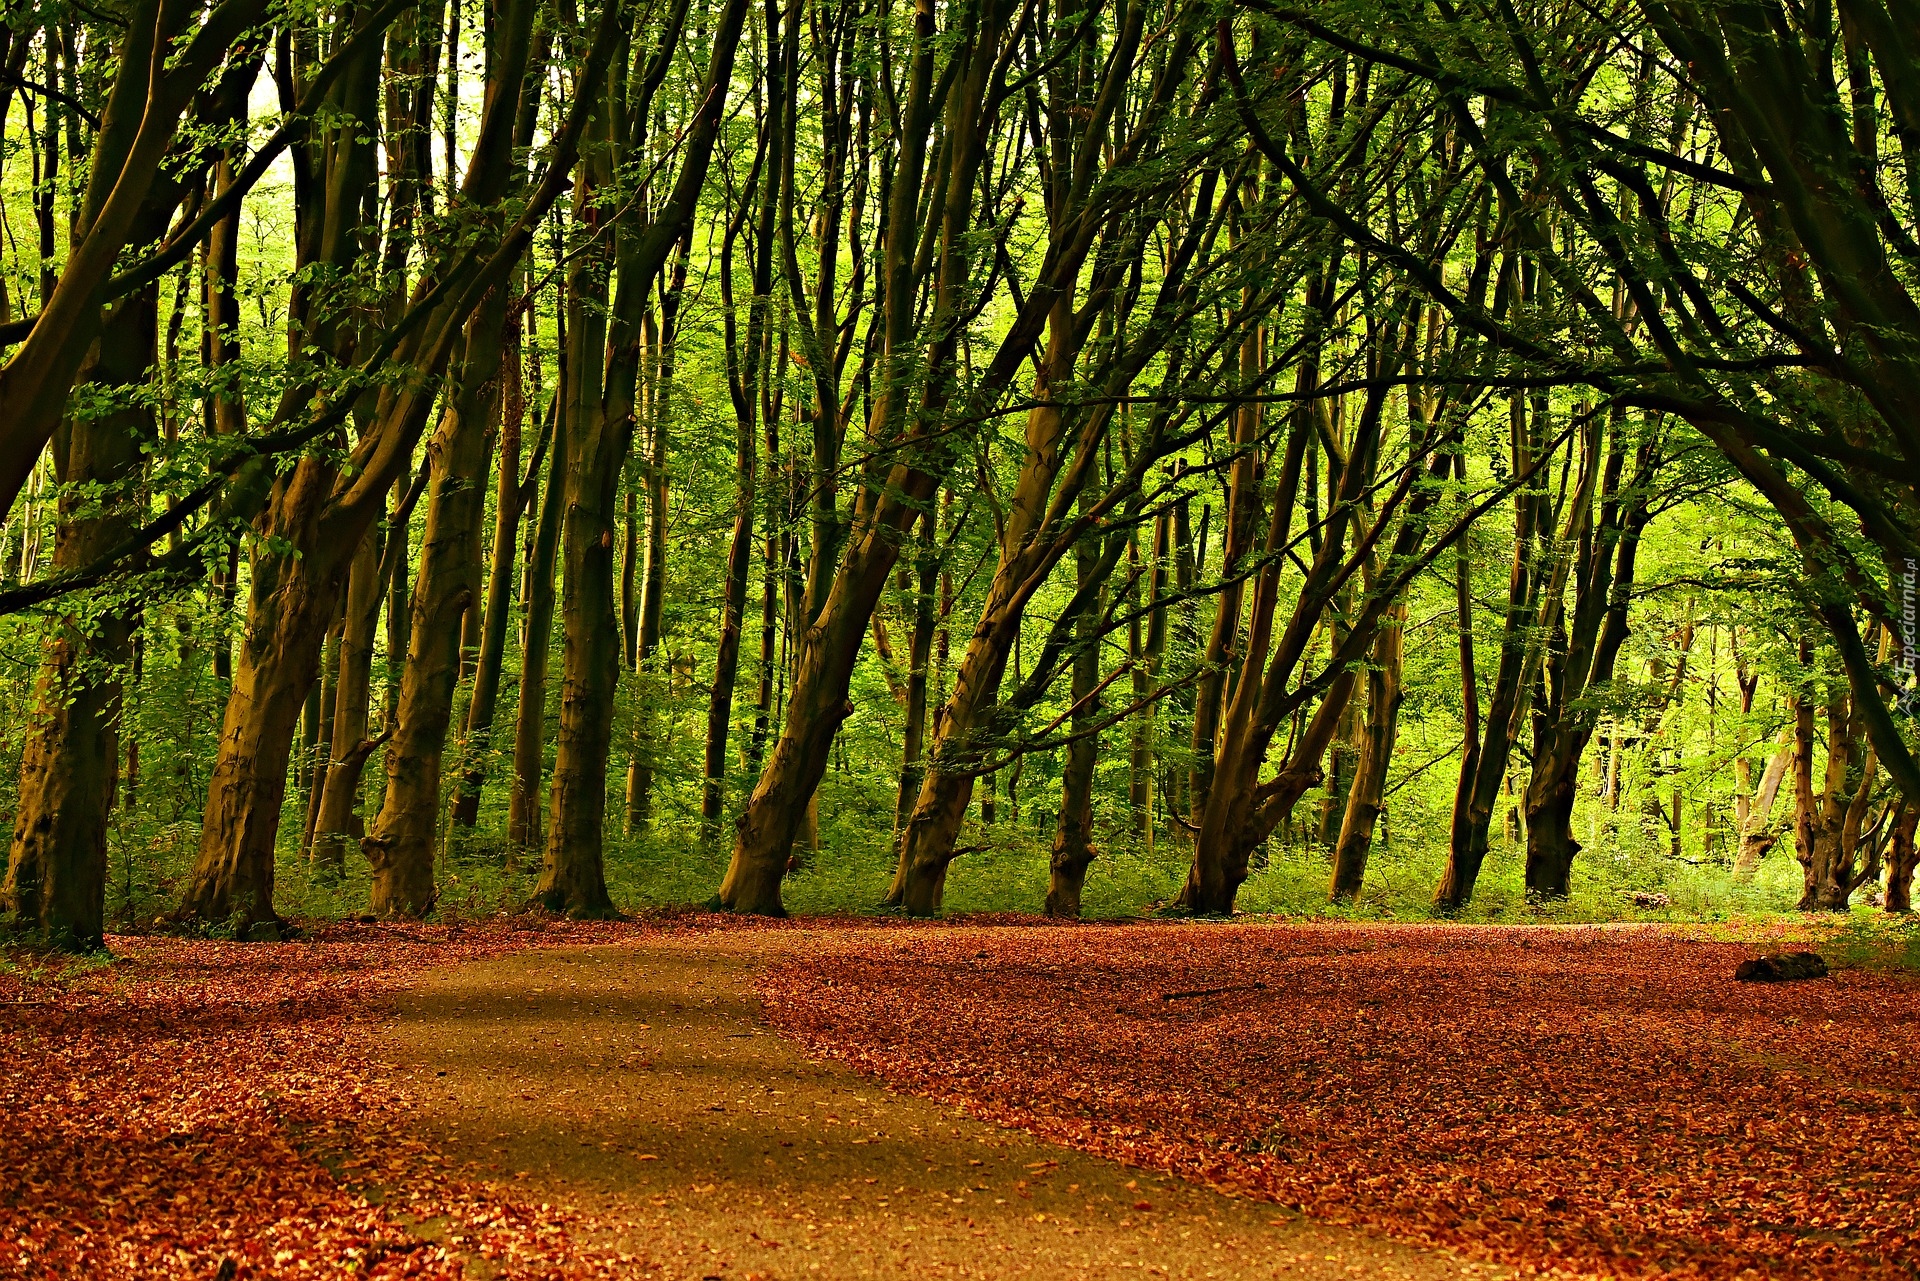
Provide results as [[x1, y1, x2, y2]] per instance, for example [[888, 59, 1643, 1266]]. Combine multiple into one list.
[[718, 0, 1184, 913], [364, 300, 509, 916], [1522, 415, 1653, 898], [1139, 501, 1170, 847], [384, 489, 410, 730], [1127, 530, 1151, 837], [1315, 616, 1365, 845], [534, 182, 618, 907], [538, 0, 747, 909], [1440, 457, 1481, 897], [892, 508, 938, 838], [1046, 526, 1102, 919], [1434, 385, 1561, 910], [627, 304, 675, 831], [621, 484, 640, 667], [701, 396, 758, 842], [508, 403, 564, 848], [702, 84, 775, 841], [1188, 353, 1261, 819], [311, 521, 390, 870], [2, 289, 155, 949], [1327, 603, 1406, 902], [451, 325, 543, 832], [300, 619, 343, 856], [1179, 284, 1417, 915]]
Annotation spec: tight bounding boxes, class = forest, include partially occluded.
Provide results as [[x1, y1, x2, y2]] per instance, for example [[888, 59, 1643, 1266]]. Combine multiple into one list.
[[0, 0, 1917, 1276], [0, 0, 1915, 941]]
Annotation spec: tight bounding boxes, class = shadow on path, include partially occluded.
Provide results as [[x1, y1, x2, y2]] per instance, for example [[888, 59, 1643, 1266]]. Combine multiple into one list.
[[381, 935, 1508, 1280]]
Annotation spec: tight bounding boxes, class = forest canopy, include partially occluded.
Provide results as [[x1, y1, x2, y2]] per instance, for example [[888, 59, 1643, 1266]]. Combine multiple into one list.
[[0, 0, 1915, 948]]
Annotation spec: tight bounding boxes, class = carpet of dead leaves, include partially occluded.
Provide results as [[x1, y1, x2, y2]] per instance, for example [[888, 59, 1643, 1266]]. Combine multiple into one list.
[[757, 922, 1920, 1281], [7, 915, 1913, 1280], [0, 917, 658, 1280]]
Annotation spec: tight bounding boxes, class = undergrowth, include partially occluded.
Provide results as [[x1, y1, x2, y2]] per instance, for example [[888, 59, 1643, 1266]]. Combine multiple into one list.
[[99, 787, 1911, 937]]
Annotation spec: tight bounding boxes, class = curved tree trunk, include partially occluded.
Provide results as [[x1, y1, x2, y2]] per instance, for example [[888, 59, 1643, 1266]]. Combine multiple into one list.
[[1731, 730, 1792, 877], [719, 531, 900, 914], [179, 480, 353, 933]]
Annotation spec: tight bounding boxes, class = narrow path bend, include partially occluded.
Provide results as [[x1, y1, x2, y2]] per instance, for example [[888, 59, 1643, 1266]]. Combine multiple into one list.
[[382, 935, 1506, 1280]]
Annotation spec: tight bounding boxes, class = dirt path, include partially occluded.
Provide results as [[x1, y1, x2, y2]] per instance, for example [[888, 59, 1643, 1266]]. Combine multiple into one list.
[[381, 934, 1507, 1280]]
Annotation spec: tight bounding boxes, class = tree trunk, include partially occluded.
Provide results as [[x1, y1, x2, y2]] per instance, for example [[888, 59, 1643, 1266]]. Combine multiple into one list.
[[310, 521, 388, 869], [542, 0, 747, 884], [533, 391, 624, 915], [1127, 531, 1151, 838], [178, 478, 351, 933], [1316, 619, 1366, 845], [2, 289, 154, 949], [627, 312, 674, 832], [176, 0, 563, 929], [300, 619, 342, 857], [1328, 604, 1406, 902], [531, 206, 620, 910], [719, 527, 905, 914], [1435, 474, 1481, 907], [1046, 527, 1102, 919], [450, 314, 539, 831], [1792, 680, 1856, 911], [364, 302, 507, 917], [533, 190, 622, 910], [1818, 730, 1877, 911], [1886, 801, 1919, 913], [621, 485, 640, 668], [701, 397, 758, 841], [1732, 730, 1792, 877], [508, 403, 564, 848], [295, 664, 323, 847], [1188, 366, 1261, 818], [1435, 390, 1559, 910], [892, 508, 938, 838], [384, 488, 410, 730]]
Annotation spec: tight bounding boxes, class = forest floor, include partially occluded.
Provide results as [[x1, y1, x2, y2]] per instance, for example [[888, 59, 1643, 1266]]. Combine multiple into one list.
[[2, 915, 1916, 1279], [386, 934, 1485, 1280]]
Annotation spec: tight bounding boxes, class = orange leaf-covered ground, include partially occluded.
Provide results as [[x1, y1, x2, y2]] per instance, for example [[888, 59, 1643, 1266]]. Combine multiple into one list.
[[758, 922, 1920, 1280], [0, 919, 653, 1280], [5, 916, 1914, 1279]]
